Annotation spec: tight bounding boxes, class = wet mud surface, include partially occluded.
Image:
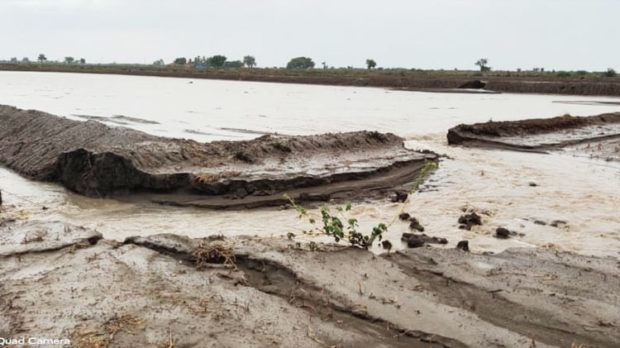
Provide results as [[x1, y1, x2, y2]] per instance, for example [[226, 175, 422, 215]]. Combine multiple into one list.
[[0, 213, 618, 347], [447, 112, 620, 161], [0, 105, 436, 208]]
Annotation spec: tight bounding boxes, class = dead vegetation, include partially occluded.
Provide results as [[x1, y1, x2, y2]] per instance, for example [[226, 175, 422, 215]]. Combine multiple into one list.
[[193, 171, 241, 184], [192, 241, 237, 269], [70, 314, 146, 348]]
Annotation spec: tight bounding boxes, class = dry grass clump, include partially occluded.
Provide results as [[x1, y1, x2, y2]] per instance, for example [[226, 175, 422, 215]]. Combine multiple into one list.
[[194, 171, 241, 184], [192, 242, 236, 269], [70, 314, 145, 348]]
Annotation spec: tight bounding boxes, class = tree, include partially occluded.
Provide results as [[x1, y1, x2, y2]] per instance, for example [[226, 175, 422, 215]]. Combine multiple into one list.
[[603, 68, 617, 77], [21, 57, 30, 63], [37, 54, 47, 63], [224, 60, 243, 68], [207, 55, 227, 68], [9, 57, 18, 63], [153, 59, 165, 66], [174, 57, 187, 65], [64, 57, 75, 64], [475, 58, 490, 72], [366, 59, 376, 69], [322, 61, 328, 69], [243, 55, 256, 68], [286, 57, 315, 69], [79, 58, 86, 64]]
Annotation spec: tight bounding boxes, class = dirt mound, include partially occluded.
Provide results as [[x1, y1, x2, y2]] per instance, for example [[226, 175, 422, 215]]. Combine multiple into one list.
[[0, 105, 437, 206], [447, 112, 620, 158], [458, 80, 487, 89]]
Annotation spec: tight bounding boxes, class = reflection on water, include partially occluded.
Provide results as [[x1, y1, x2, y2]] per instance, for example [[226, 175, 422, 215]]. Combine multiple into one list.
[[0, 71, 619, 257]]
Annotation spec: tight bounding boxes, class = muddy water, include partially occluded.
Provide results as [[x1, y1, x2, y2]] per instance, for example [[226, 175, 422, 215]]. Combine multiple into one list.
[[1, 71, 619, 257]]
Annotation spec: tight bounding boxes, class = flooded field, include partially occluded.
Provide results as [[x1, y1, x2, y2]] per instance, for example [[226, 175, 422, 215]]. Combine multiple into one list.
[[1, 71, 619, 256]]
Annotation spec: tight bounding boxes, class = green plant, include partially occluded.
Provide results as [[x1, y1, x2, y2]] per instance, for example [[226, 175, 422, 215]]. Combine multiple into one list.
[[603, 68, 616, 77], [285, 161, 438, 249], [286, 57, 315, 69], [475, 58, 491, 72]]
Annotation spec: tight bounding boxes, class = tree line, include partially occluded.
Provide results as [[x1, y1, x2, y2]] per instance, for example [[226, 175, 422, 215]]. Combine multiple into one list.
[[2, 54, 617, 77]]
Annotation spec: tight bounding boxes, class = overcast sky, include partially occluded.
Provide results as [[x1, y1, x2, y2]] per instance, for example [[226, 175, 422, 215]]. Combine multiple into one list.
[[1, 0, 618, 70]]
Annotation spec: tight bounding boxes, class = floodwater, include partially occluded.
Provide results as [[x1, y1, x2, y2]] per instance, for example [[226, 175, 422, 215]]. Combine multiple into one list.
[[1, 71, 619, 257]]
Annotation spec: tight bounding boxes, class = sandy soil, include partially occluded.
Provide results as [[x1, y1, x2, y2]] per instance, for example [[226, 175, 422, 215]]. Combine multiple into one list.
[[0, 211, 618, 348]]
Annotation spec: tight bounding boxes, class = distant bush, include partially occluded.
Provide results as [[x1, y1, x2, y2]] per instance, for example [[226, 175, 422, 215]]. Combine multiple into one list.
[[207, 55, 227, 68], [223, 60, 243, 68], [556, 71, 571, 77], [286, 57, 315, 70], [603, 68, 617, 77]]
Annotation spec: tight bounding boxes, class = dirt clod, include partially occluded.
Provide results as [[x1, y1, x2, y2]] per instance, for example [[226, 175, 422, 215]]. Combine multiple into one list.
[[409, 218, 425, 232], [402, 233, 447, 248], [456, 240, 470, 252], [391, 190, 408, 203], [458, 212, 482, 230], [495, 227, 511, 239]]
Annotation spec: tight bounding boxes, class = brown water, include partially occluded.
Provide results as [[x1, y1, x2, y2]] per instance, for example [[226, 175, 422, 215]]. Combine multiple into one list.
[[1, 71, 619, 257]]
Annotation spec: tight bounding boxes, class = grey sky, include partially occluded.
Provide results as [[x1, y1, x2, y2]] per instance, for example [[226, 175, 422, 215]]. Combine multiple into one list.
[[1, 0, 618, 71]]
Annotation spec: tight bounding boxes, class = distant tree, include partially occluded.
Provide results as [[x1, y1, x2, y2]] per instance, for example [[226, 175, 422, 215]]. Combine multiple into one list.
[[21, 57, 30, 63], [10, 57, 18, 63], [153, 59, 165, 66], [475, 58, 490, 72], [79, 58, 86, 64], [64, 57, 75, 64], [37, 54, 47, 63], [207, 55, 227, 68], [223, 60, 243, 68], [603, 68, 617, 77], [174, 57, 187, 65], [286, 57, 315, 69], [366, 59, 376, 69], [322, 61, 328, 69], [243, 55, 256, 68]]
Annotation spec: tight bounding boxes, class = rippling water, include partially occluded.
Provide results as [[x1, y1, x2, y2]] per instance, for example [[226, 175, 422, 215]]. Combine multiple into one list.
[[1, 71, 619, 257]]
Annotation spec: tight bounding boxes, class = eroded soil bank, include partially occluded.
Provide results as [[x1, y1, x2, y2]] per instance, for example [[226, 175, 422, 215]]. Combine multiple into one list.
[[0, 211, 618, 348], [447, 112, 620, 161], [0, 105, 436, 208]]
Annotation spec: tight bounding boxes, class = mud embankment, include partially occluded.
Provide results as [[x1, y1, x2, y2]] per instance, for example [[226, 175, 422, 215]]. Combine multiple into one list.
[[447, 112, 620, 161], [0, 216, 618, 347], [2, 64, 620, 96], [0, 105, 437, 208]]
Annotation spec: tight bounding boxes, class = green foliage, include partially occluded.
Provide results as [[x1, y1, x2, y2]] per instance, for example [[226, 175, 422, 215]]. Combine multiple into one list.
[[153, 59, 165, 66], [174, 57, 187, 65], [286, 57, 315, 70], [603, 68, 617, 77], [285, 161, 438, 250], [79, 58, 86, 64], [556, 71, 571, 77], [475, 58, 490, 72], [243, 55, 256, 68], [207, 55, 227, 68], [224, 60, 243, 68], [64, 57, 75, 64], [37, 54, 47, 62], [366, 59, 376, 69]]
